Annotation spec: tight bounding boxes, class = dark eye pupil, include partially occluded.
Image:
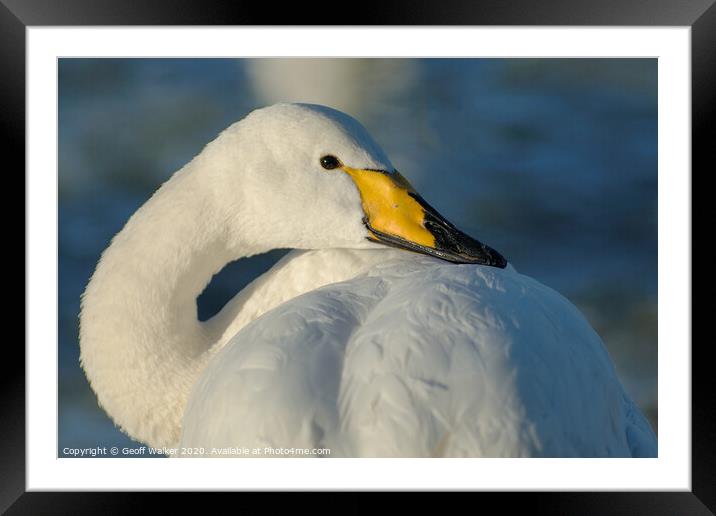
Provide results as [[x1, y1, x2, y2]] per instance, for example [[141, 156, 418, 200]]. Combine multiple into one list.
[[320, 155, 340, 170]]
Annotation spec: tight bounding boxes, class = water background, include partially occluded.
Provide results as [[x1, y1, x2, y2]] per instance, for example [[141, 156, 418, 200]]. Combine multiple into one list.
[[58, 58, 657, 456]]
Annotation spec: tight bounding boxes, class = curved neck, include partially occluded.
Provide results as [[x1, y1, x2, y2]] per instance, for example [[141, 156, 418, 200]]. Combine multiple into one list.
[[79, 165, 267, 448]]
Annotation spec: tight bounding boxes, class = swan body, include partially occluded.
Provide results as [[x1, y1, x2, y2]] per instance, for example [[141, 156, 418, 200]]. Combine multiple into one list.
[[181, 248, 655, 457], [80, 103, 656, 457]]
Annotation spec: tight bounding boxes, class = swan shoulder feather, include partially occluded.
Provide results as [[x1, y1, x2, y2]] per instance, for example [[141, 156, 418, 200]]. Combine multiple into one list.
[[181, 253, 656, 457]]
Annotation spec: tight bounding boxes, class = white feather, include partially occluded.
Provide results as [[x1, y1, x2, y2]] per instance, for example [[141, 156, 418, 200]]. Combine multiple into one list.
[[181, 249, 656, 457]]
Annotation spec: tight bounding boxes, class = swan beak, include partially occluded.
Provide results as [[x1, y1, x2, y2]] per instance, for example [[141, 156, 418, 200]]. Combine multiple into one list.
[[342, 167, 507, 268]]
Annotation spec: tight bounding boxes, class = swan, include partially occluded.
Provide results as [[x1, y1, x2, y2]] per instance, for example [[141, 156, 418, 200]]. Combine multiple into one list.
[[79, 103, 657, 457]]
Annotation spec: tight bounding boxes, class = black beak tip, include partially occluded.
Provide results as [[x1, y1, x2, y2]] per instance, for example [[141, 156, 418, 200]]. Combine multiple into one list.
[[480, 245, 508, 269], [431, 228, 508, 268], [444, 245, 508, 268]]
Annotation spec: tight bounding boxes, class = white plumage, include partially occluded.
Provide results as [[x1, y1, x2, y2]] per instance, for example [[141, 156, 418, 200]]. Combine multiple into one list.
[[80, 103, 656, 458], [181, 248, 655, 457]]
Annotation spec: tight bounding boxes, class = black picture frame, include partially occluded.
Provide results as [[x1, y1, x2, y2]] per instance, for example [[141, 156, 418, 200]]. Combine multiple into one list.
[[5, 0, 709, 512]]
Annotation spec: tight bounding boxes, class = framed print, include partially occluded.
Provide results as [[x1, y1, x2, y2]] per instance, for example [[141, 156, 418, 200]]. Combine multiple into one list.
[[6, 0, 710, 511]]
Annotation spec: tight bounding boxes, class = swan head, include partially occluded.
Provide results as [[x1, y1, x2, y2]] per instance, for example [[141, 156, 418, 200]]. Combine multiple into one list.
[[202, 103, 506, 267]]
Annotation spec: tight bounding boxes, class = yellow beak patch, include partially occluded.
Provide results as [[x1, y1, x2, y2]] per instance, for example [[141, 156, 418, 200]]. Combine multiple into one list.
[[342, 167, 436, 249]]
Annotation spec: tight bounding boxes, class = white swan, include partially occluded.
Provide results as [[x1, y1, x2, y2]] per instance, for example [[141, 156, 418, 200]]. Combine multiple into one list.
[[79, 103, 657, 457]]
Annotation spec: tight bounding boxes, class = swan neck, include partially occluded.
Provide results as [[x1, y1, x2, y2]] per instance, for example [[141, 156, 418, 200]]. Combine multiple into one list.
[[79, 166, 261, 448]]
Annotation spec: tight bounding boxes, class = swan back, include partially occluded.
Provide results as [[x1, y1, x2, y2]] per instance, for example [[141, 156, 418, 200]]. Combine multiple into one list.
[[181, 252, 656, 457]]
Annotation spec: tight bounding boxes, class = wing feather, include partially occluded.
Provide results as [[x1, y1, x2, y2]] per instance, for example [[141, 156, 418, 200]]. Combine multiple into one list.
[[179, 256, 656, 457]]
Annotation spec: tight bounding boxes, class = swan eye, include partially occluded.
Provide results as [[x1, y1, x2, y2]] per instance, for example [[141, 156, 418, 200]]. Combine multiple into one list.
[[320, 155, 341, 170]]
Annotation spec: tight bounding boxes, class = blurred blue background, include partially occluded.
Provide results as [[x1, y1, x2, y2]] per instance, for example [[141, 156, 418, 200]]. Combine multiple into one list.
[[58, 58, 657, 456]]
